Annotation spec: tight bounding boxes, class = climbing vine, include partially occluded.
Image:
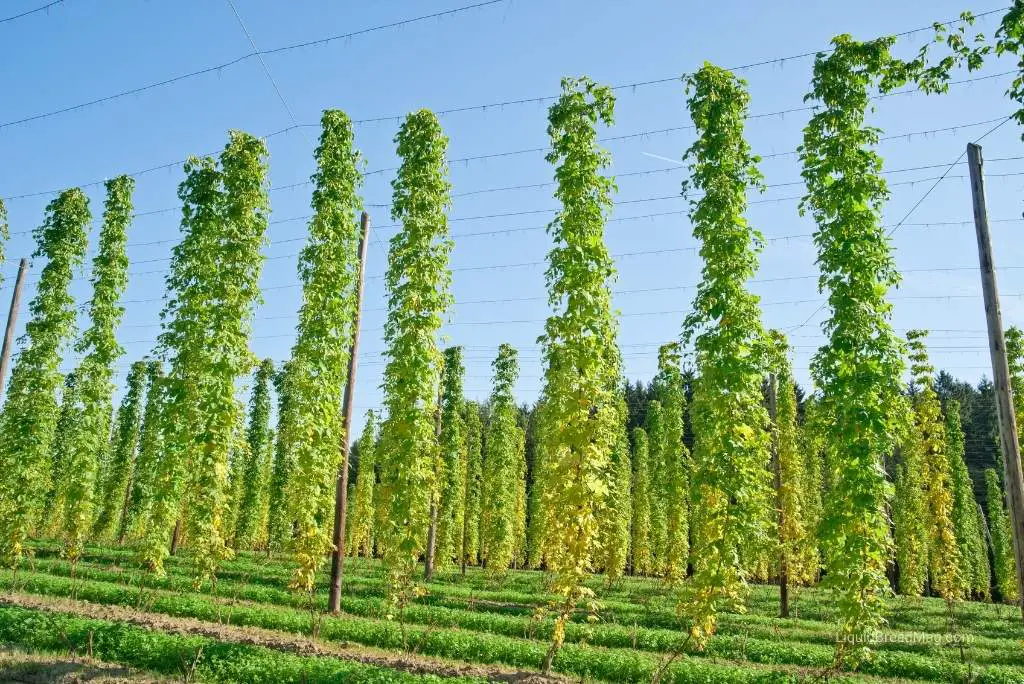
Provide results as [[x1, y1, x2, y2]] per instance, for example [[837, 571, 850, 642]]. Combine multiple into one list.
[[799, 25, 987, 661], [630, 427, 652, 576], [436, 346, 466, 567], [526, 402, 553, 571], [769, 332, 814, 585], [186, 132, 267, 584], [654, 343, 688, 583], [234, 358, 274, 550], [481, 344, 522, 574], [378, 108, 453, 610], [0, 188, 90, 565], [266, 362, 297, 554], [537, 76, 621, 668], [892, 402, 927, 597], [61, 176, 134, 559], [347, 411, 378, 557], [598, 396, 631, 580], [906, 330, 962, 599], [803, 36, 914, 662], [139, 131, 268, 582], [645, 399, 666, 573], [797, 398, 825, 580], [513, 423, 528, 569], [45, 372, 79, 533], [123, 361, 164, 543], [285, 110, 363, 591], [462, 401, 483, 569], [681, 63, 771, 646], [92, 360, 146, 543]]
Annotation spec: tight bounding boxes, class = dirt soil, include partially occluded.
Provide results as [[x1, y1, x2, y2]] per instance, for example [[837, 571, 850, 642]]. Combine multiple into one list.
[[0, 592, 566, 683], [0, 646, 172, 683]]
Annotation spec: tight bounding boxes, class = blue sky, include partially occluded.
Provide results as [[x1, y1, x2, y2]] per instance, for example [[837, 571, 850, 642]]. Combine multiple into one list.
[[1, 0, 1022, 425]]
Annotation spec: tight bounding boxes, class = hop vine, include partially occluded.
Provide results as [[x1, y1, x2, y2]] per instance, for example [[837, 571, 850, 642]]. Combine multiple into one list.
[[481, 344, 523, 574], [123, 361, 165, 543], [681, 63, 771, 646], [235, 358, 274, 550], [62, 176, 135, 559], [378, 109, 453, 609], [139, 131, 269, 582], [92, 360, 147, 544], [347, 411, 378, 558], [537, 76, 621, 669], [436, 346, 466, 568], [0, 188, 90, 566], [285, 110, 364, 591]]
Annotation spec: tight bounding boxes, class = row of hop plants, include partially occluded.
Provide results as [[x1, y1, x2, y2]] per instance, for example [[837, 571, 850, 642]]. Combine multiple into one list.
[[3, 4, 1024, 672]]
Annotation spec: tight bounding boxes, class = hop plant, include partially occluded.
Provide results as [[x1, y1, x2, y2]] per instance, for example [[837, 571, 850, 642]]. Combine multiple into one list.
[[0, 188, 90, 566], [681, 63, 771, 646]]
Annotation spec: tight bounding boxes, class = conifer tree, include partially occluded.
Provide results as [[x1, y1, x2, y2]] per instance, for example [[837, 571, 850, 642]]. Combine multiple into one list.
[[986, 468, 1020, 603], [0, 188, 90, 565], [945, 400, 990, 599]]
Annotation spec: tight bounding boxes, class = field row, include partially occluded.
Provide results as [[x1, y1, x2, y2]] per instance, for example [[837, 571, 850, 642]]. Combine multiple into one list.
[[4, 545, 1022, 683]]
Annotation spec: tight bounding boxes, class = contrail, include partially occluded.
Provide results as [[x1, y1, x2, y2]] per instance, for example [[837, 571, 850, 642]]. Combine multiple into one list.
[[641, 152, 684, 166]]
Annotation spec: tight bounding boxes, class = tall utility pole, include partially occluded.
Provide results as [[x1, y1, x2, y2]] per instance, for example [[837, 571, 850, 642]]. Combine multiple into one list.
[[328, 211, 371, 614], [967, 142, 1024, 619], [0, 257, 29, 400]]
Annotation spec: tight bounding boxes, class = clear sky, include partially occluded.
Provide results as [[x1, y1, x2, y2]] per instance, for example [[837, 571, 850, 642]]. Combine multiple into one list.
[[1, 0, 1022, 425]]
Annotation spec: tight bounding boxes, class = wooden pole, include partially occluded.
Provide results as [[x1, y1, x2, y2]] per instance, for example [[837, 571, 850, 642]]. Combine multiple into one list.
[[768, 373, 788, 618], [967, 142, 1024, 620], [328, 211, 371, 614], [0, 257, 29, 401]]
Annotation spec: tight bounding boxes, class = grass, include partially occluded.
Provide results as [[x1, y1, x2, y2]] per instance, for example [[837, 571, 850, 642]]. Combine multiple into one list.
[[7, 541, 1024, 683], [0, 602, 487, 683]]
